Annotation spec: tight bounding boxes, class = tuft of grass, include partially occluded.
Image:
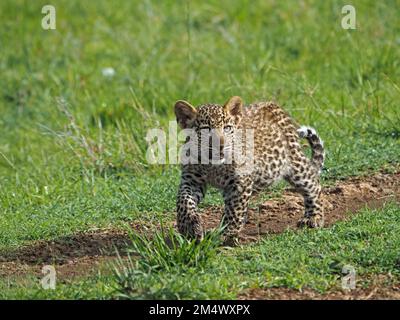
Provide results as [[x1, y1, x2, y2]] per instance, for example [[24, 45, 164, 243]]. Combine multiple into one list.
[[111, 226, 223, 299], [124, 226, 222, 272]]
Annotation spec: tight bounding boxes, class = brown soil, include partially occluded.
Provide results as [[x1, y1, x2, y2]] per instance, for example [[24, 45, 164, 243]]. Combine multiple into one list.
[[0, 170, 399, 297], [0, 256, 114, 281]]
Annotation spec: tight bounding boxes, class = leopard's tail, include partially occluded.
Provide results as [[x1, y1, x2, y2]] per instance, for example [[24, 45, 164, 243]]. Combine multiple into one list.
[[297, 126, 325, 172]]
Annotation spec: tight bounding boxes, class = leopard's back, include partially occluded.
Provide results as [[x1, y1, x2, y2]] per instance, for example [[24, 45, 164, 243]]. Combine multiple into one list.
[[238, 102, 302, 189]]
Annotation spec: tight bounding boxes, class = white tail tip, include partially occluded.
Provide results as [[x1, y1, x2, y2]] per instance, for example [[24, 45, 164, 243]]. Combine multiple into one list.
[[297, 126, 316, 138]]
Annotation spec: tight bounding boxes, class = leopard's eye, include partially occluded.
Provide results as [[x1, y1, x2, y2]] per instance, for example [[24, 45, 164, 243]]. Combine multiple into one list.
[[223, 126, 233, 133]]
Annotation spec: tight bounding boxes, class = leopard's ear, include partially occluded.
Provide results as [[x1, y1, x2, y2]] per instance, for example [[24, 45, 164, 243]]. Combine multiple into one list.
[[224, 96, 243, 123], [174, 100, 197, 129]]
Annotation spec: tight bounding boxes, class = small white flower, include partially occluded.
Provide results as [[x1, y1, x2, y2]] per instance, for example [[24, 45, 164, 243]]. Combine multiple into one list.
[[102, 67, 115, 78]]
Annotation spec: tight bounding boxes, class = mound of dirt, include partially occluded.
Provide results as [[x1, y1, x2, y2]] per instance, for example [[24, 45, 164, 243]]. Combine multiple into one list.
[[201, 171, 400, 243]]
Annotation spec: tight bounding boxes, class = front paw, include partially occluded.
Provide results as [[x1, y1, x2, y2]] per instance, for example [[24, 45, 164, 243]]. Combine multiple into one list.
[[222, 235, 240, 247], [297, 214, 324, 228], [177, 216, 204, 239]]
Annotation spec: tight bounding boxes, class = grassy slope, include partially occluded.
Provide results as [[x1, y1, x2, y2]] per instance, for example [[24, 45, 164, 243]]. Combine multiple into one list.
[[1, 0, 399, 250]]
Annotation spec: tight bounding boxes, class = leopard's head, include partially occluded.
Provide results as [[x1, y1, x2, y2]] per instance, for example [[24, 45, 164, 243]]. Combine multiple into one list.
[[174, 96, 243, 163]]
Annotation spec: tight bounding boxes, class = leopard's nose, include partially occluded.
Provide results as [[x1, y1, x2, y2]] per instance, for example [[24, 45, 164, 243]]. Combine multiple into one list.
[[208, 129, 225, 152], [219, 135, 225, 148], [216, 129, 225, 148]]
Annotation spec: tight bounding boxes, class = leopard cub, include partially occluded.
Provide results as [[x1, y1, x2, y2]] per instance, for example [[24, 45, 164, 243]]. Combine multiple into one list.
[[174, 96, 325, 245]]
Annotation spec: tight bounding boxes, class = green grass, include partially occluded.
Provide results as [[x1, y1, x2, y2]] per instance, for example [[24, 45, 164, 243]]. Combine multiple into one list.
[[0, 0, 399, 299], [1, 203, 399, 299], [0, 0, 399, 250]]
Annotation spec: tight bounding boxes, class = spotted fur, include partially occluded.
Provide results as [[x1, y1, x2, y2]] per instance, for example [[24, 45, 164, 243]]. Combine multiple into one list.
[[174, 97, 325, 245]]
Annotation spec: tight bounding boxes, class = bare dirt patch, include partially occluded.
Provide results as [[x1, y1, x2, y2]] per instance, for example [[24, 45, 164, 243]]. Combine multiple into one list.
[[0, 256, 114, 281], [1, 170, 399, 281]]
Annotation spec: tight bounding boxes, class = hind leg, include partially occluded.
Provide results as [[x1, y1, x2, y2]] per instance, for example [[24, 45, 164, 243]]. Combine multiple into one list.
[[286, 163, 324, 228]]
